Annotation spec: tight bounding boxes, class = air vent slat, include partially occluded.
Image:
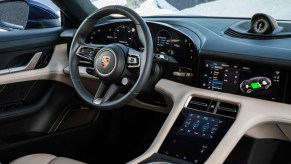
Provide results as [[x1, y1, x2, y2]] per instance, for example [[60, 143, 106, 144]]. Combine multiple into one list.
[[189, 101, 208, 107], [217, 107, 237, 113], [187, 97, 211, 112], [216, 102, 239, 118]]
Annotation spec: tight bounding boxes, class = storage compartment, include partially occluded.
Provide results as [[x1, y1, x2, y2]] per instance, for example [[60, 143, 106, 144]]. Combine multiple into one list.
[[226, 122, 291, 164], [53, 105, 99, 132], [225, 137, 291, 164], [58, 109, 96, 130], [0, 81, 51, 111]]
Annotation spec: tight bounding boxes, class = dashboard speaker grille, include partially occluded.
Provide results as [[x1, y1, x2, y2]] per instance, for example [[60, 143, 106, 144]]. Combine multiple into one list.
[[224, 28, 290, 40]]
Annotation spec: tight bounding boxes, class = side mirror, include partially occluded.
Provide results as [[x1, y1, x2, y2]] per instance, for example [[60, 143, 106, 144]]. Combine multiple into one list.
[[0, 0, 29, 31]]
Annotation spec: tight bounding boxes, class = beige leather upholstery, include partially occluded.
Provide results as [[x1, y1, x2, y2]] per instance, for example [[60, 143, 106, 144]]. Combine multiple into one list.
[[10, 154, 85, 164]]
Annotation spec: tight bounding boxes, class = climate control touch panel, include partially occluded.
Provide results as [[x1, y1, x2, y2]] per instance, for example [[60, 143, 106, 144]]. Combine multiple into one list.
[[141, 97, 238, 164]]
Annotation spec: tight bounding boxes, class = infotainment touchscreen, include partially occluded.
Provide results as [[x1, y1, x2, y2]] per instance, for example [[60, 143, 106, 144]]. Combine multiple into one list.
[[199, 60, 287, 102]]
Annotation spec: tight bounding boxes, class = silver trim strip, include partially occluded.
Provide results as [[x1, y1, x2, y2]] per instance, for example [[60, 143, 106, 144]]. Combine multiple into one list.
[[9, 52, 42, 73], [184, 96, 192, 108], [0, 69, 9, 75]]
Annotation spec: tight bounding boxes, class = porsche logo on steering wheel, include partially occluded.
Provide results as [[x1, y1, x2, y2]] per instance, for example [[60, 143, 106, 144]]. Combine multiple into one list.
[[101, 55, 110, 68]]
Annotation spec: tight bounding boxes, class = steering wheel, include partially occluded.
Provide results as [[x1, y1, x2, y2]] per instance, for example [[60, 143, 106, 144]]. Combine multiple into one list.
[[69, 5, 153, 110]]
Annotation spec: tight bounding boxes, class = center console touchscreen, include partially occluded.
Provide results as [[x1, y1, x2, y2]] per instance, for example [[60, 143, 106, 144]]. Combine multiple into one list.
[[199, 60, 287, 102], [159, 108, 234, 163]]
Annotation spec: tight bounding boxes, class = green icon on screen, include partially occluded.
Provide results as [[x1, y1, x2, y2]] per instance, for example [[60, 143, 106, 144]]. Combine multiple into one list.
[[240, 77, 271, 94], [250, 82, 261, 89]]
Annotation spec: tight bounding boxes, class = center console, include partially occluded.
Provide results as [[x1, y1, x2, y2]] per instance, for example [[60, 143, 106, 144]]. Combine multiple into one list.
[[140, 97, 239, 164]]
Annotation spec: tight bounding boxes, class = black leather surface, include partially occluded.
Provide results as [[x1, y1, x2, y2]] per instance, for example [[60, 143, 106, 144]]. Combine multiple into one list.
[[0, 27, 63, 54]]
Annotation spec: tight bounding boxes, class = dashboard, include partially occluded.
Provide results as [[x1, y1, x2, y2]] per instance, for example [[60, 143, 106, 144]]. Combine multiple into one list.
[[68, 15, 291, 164], [83, 18, 291, 105]]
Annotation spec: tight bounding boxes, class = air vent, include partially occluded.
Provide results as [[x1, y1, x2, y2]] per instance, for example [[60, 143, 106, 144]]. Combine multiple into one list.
[[224, 28, 290, 39], [185, 97, 240, 118], [216, 102, 239, 118], [187, 97, 211, 112]]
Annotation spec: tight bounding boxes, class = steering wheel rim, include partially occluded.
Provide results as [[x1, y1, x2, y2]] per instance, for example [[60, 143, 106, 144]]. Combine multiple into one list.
[[69, 5, 153, 110]]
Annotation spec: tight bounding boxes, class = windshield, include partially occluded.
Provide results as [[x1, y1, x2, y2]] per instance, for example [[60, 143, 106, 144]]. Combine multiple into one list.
[[91, 0, 291, 20]]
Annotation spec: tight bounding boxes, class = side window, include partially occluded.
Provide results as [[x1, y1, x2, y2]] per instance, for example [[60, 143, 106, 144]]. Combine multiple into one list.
[[0, 0, 60, 32]]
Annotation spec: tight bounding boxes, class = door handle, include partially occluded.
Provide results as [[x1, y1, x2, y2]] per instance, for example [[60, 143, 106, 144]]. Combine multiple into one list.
[[0, 52, 42, 75]]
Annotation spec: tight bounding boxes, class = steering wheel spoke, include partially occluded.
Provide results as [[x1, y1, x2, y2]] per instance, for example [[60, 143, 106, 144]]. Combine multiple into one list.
[[76, 44, 104, 61], [127, 48, 142, 68], [93, 82, 120, 105]]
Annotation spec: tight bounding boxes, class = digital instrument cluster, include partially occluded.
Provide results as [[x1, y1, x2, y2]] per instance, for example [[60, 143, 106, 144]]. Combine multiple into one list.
[[199, 60, 287, 102], [85, 22, 197, 67]]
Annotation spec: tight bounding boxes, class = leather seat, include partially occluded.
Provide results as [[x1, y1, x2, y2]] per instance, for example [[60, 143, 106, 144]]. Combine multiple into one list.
[[10, 154, 85, 164]]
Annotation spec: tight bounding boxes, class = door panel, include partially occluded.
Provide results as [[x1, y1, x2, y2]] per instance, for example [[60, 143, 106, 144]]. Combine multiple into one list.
[[0, 28, 65, 123], [0, 81, 97, 139], [0, 81, 100, 163], [0, 27, 101, 163]]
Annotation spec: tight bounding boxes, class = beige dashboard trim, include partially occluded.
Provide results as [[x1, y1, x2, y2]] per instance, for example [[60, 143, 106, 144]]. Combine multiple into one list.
[[245, 123, 288, 140], [129, 79, 291, 164]]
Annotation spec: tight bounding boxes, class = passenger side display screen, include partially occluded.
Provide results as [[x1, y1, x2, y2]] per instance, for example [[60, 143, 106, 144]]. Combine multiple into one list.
[[199, 60, 287, 102]]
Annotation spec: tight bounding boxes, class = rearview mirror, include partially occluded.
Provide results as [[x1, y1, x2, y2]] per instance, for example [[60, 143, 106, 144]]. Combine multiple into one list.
[[0, 0, 29, 31]]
